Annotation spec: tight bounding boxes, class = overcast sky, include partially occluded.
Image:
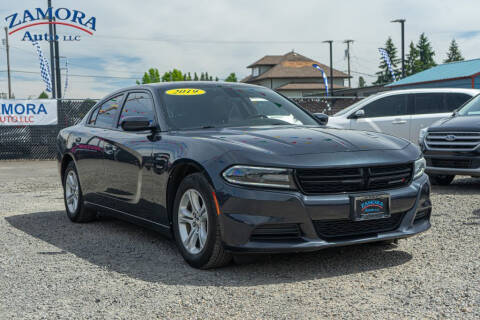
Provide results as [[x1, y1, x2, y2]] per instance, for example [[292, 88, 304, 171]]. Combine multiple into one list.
[[1, 0, 479, 99]]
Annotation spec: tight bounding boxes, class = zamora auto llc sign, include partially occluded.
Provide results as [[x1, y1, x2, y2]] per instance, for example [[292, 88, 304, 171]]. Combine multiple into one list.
[[5, 7, 96, 41], [0, 100, 58, 126]]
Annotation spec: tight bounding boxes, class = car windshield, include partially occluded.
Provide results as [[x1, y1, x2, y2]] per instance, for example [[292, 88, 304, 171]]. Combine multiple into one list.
[[457, 94, 480, 116], [160, 85, 318, 130]]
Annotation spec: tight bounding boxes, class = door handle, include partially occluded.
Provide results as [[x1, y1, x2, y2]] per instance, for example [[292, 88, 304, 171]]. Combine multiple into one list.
[[104, 145, 117, 155], [392, 120, 407, 124]]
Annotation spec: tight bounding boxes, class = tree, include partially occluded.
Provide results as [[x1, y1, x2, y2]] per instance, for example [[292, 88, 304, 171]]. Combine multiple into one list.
[[416, 33, 436, 72], [38, 91, 48, 99], [215, 77, 219, 81], [200, 72, 205, 81], [444, 39, 464, 63], [373, 37, 401, 85], [205, 72, 210, 81], [225, 72, 237, 82], [161, 69, 184, 82], [187, 72, 192, 80], [138, 68, 160, 84], [358, 76, 366, 88], [194, 72, 199, 81], [405, 41, 420, 76]]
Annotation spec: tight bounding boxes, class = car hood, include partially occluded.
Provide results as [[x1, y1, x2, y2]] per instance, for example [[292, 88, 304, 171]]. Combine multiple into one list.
[[428, 116, 480, 132], [183, 125, 410, 156]]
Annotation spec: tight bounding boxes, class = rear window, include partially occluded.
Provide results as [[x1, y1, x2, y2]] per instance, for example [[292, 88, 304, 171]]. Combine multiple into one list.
[[413, 92, 471, 114], [92, 95, 123, 128]]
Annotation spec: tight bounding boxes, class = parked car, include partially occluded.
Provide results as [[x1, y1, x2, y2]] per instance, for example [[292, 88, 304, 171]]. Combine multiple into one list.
[[57, 82, 431, 269], [328, 88, 480, 143], [419, 92, 480, 185]]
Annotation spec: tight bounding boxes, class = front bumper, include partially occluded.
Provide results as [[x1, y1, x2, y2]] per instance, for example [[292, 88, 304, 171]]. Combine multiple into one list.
[[216, 174, 431, 253], [423, 149, 480, 177]]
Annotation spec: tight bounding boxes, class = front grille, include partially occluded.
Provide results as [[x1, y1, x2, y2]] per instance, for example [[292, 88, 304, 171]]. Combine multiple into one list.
[[425, 132, 480, 151], [429, 158, 474, 169], [250, 224, 302, 241], [295, 164, 413, 194], [313, 212, 405, 240]]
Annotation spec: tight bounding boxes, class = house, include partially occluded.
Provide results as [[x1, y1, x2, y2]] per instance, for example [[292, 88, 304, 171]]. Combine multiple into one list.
[[241, 51, 350, 98], [388, 58, 480, 89]]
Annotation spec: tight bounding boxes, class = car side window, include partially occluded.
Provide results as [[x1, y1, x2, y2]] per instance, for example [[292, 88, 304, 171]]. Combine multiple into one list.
[[93, 95, 123, 128], [118, 92, 156, 128], [361, 95, 408, 117], [88, 107, 100, 125], [414, 93, 445, 114], [445, 93, 471, 112]]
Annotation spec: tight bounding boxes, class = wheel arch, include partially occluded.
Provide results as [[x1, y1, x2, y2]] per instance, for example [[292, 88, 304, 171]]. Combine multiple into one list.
[[166, 159, 215, 225], [60, 153, 76, 184]]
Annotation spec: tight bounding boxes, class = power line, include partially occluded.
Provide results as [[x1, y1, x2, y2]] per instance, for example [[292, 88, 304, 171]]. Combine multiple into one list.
[[0, 69, 139, 80]]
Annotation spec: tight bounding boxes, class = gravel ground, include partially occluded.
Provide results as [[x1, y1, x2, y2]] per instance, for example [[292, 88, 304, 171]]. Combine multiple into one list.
[[0, 160, 479, 319]]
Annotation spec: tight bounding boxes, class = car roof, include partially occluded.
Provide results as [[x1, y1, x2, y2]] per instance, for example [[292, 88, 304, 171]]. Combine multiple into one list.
[[378, 88, 480, 96]]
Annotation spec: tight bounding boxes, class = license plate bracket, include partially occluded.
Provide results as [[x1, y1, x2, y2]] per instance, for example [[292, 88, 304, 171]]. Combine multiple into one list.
[[351, 194, 391, 221]]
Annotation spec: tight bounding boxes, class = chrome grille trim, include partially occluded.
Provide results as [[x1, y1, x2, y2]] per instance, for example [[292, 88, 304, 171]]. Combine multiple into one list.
[[425, 131, 480, 151]]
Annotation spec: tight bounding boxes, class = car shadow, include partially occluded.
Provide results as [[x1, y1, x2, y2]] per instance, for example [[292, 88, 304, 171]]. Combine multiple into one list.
[[5, 210, 413, 287], [431, 176, 480, 195]]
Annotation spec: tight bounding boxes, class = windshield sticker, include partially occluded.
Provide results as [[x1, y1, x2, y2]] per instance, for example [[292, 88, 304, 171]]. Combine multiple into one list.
[[165, 88, 206, 96]]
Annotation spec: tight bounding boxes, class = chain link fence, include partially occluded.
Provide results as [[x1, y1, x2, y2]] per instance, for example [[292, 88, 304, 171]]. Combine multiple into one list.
[[0, 99, 97, 160], [0, 96, 360, 160]]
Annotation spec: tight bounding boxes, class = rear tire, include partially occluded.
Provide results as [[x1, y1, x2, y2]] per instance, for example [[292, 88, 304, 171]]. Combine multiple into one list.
[[429, 174, 454, 186], [172, 173, 232, 269], [63, 161, 97, 222]]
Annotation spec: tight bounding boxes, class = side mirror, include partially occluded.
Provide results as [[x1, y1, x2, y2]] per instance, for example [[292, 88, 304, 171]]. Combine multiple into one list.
[[352, 109, 365, 119], [120, 116, 154, 131], [313, 113, 329, 125]]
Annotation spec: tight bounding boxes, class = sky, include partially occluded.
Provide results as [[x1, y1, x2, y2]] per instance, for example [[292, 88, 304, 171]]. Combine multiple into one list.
[[1, 0, 479, 99]]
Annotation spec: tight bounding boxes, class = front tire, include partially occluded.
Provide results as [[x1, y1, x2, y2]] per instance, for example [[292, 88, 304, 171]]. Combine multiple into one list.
[[63, 161, 96, 222], [429, 174, 455, 186], [172, 173, 232, 269]]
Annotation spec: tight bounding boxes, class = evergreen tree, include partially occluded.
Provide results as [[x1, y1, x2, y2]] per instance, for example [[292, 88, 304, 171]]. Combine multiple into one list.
[[444, 39, 464, 63], [416, 33, 436, 71], [225, 72, 237, 82], [205, 72, 209, 81], [194, 72, 199, 81], [139, 68, 160, 84], [200, 72, 205, 81], [215, 77, 219, 81], [183, 74, 187, 81], [38, 91, 48, 98], [405, 41, 420, 76], [209, 76, 213, 81], [373, 37, 400, 85], [187, 72, 192, 80], [358, 76, 366, 88]]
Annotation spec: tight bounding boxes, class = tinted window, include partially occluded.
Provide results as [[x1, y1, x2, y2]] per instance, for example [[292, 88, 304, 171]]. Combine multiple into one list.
[[88, 107, 100, 125], [445, 93, 471, 112], [118, 92, 156, 127], [160, 86, 317, 130], [94, 95, 123, 128], [362, 95, 408, 117], [414, 93, 445, 114]]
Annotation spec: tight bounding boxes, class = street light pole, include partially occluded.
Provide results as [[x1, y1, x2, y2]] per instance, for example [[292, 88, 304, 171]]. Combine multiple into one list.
[[391, 19, 406, 78], [48, 0, 56, 98], [323, 40, 334, 96]]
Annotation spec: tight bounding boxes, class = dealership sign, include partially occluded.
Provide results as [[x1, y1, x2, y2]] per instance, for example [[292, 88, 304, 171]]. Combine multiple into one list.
[[0, 100, 57, 126], [5, 7, 96, 42]]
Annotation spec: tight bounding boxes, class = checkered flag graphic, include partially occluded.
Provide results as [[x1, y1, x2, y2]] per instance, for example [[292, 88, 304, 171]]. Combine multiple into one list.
[[378, 48, 397, 82], [64, 57, 69, 98], [31, 41, 52, 93]]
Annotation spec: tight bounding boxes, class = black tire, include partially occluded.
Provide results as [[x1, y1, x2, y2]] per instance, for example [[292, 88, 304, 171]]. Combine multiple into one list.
[[429, 174, 455, 186], [63, 161, 97, 223], [172, 173, 232, 269]]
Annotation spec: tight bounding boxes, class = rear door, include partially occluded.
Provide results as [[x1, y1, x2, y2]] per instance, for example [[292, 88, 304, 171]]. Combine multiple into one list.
[[409, 92, 472, 143], [101, 91, 157, 220], [349, 94, 411, 140]]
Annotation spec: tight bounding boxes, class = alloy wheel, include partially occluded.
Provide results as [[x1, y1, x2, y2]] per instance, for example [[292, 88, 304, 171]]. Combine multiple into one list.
[[65, 170, 80, 213], [177, 189, 209, 255]]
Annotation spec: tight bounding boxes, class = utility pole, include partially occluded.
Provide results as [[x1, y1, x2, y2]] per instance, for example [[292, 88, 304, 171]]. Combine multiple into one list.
[[48, 0, 56, 98], [53, 19, 61, 98], [391, 19, 406, 78], [4, 27, 12, 98], [344, 40, 354, 88], [323, 40, 334, 96]]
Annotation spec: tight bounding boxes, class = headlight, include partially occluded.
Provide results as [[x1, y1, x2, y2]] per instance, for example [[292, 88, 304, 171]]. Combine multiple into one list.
[[414, 157, 426, 179], [222, 165, 297, 189], [418, 128, 428, 144]]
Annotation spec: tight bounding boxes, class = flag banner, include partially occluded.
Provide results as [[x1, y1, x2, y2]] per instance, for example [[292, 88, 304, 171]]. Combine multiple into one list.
[[64, 57, 69, 98], [31, 41, 52, 93], [312, 64, 329, 96], [378, 48, 397, 81], [0, 99, 57, 126]]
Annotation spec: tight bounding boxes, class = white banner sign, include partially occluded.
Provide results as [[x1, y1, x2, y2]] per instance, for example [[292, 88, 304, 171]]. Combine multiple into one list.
[[0, 99, 57, 126]]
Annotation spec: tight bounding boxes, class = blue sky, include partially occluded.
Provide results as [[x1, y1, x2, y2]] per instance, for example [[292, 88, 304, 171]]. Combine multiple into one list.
[[1, 0, 480, 99]]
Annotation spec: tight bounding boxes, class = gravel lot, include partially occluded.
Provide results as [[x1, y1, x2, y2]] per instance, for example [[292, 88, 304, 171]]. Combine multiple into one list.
[[0, 160, 479, 319]]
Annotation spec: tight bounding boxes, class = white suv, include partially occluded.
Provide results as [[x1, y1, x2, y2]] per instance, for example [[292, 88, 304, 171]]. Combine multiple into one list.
[[328, 88, 480, 143]]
